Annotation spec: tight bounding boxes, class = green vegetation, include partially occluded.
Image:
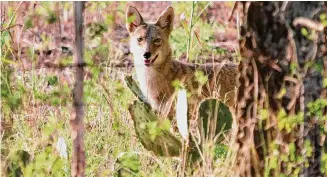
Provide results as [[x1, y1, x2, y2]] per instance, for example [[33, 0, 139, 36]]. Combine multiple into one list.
[[3, 2, 326, 177], [1, 2, 236, 176]]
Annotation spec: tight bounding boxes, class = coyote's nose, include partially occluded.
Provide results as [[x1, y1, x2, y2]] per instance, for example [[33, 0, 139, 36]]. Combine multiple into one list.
[[143, 52, 151, 59]]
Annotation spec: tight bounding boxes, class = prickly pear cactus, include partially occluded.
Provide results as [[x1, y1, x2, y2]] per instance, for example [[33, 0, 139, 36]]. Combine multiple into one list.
[[125, 76, 182, 157], [128, 100, 182, 156], [124, 76, 232, 159]]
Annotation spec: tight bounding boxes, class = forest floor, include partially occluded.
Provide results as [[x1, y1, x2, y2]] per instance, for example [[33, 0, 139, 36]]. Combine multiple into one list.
[[1, 2, 241, 176]]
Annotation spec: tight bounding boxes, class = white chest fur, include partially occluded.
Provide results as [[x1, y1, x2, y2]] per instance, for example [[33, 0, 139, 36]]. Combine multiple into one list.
[[135, 65, 174, 113]]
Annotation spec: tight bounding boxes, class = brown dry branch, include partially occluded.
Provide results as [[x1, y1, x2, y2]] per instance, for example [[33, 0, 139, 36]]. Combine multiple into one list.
[[70, 2, 86, 177], [293, 17, 324, 32]]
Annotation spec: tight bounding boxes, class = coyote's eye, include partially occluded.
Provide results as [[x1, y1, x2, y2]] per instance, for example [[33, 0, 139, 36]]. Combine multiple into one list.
[[154, 38, 161, 44], [137, 37, 143, 42]]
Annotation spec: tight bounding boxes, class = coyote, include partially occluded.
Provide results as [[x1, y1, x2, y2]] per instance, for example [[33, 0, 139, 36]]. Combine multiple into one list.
[[126, 6, 238, 117]]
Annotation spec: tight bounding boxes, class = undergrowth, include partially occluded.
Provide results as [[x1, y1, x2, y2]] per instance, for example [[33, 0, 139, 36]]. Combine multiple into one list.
[[1, 2, 237, 176]]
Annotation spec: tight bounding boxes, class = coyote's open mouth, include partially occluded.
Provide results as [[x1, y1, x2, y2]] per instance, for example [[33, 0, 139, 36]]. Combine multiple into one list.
[[144, 54, 159, 67]]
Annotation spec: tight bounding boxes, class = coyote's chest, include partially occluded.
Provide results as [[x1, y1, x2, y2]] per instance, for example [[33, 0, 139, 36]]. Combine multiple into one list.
[[135, 66, 176, 114], [135, 60, 205, 116]]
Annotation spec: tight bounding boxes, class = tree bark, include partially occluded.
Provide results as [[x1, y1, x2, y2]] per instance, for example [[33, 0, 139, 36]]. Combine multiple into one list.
[[70, 2, 86, 177], [234, 2, 327, 177]]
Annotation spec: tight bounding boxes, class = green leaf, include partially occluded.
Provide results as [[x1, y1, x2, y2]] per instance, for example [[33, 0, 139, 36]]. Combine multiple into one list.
[[320, 13, 326, 20], [47, 75, 58, 86], [47, 11, 57, 24], [50, 97, 61, 106], [322, 20, 327, 27], [195, 70, 208, 85], [161, 119, 171, 131], [277, 88, 286, 99], [301, 28, 309, 37], [117, 153, 140, 174], [8, 94, 21, 108], [91, 67, 100, 79], [172, 79, 185, 90], [260, 109, 269, 120], [24, 17, 33, 29], [214, 144, 228, 159], [1, 58, 18, 65]]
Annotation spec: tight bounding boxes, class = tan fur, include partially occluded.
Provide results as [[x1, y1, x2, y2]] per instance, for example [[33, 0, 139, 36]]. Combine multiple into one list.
[[126, 6, 238, 117]]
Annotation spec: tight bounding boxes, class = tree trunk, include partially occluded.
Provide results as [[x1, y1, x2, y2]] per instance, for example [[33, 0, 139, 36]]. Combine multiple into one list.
[[234, 2, 327, 177], [70, 2, 86, 177]]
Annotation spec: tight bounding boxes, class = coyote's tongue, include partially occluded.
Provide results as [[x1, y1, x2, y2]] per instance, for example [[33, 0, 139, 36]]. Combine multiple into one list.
[[144, 54, 158, 67], [144, 60, 151, 67]]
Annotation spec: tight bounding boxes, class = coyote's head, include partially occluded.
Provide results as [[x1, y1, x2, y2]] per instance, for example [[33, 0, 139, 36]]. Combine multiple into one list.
[[126, 6, 174, 68]]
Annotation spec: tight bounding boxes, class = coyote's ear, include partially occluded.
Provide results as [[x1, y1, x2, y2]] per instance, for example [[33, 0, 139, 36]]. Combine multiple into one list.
[[126, 6, 144, 33], [156, 6, 174, 34]]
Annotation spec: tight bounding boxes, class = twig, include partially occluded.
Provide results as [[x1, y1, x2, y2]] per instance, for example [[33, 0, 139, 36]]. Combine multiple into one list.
[[194, 31, 203, 47], [287, 82, 301, 110], [5, 2, 23, 28], [293, 17, 325, 31], [186, 1, 195, 61], [251, 59, 258, 118], [0, 24, 23, 32], [228, 2, 239, 22], [192, 1, 212, 26], [98, 81, 114, 118]]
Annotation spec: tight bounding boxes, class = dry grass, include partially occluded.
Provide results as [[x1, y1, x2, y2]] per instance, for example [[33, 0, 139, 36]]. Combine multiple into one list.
[[1, 2, 240, 176]]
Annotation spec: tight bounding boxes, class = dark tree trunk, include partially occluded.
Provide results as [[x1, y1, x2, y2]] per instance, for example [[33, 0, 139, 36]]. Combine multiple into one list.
[[235, 2, 327, 176]]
